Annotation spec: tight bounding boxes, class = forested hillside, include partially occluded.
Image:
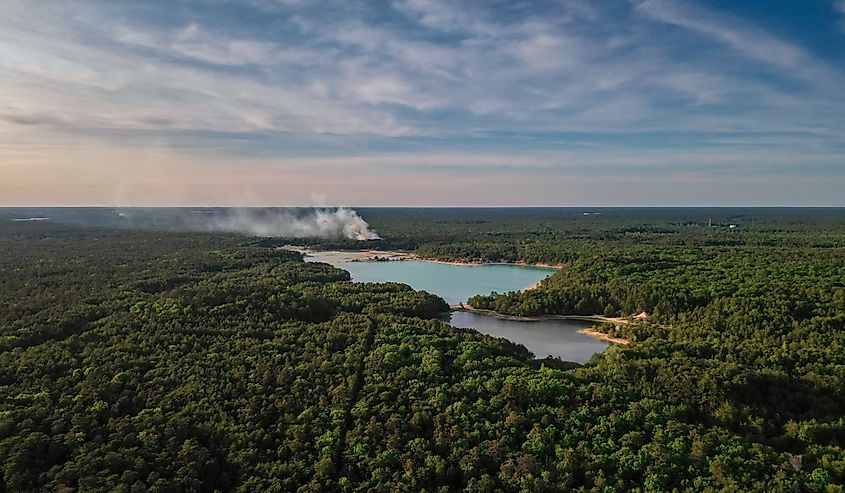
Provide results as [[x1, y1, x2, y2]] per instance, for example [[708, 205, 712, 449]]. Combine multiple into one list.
[[2, 210, 844, 491]]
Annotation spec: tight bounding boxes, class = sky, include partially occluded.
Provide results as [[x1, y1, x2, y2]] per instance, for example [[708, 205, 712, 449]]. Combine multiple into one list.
[[1, 0, 844, 206]]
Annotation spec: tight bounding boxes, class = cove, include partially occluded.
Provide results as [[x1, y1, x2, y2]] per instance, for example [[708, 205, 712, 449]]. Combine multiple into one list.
[[450, 311, 609, 362], [303, 250, 609, 363], [303, 250, 555, 304]]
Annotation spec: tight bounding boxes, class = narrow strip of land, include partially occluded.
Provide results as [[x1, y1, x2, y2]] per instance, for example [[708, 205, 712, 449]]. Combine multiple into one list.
[[280, 245, 563, 268]]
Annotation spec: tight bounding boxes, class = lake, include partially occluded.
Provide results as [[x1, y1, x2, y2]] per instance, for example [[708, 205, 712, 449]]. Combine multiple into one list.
[[303, 250, 609, 363], [449, 311, 609, 361]]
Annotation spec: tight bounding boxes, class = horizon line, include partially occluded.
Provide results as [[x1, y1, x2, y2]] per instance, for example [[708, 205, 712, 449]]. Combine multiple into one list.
[[2, 205, 845, 209]]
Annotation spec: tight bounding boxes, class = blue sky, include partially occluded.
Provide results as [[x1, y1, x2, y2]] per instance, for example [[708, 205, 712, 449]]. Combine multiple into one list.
[[1, 0, 844, 206]]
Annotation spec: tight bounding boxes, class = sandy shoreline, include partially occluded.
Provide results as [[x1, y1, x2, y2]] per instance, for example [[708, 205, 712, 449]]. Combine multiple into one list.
[[523, 280, 543, 291], [280, 245, 562, 269], [577, 328, 631, 345], [421, 258, 562, 269]]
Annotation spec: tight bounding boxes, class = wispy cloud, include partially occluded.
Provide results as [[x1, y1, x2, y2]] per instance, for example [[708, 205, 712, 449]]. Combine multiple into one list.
[[634, 0, 842, 87], [635, 0, 802, 68], [837, 1, 845, 30], [0, 0, 843, 205]]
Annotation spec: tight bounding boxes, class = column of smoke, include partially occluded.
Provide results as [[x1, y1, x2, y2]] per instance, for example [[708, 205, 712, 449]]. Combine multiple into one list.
[[205, 207, 381, 240]]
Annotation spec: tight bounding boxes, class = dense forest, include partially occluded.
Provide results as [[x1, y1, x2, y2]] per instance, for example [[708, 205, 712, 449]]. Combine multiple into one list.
[[1, 208, 844, 491]]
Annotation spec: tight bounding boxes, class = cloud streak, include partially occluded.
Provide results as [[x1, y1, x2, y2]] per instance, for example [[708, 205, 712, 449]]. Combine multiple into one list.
[[0, 0, 843, 205]]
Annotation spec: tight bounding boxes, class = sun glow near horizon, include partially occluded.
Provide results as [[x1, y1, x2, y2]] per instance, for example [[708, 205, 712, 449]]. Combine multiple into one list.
[[1, 0, 844, 205]]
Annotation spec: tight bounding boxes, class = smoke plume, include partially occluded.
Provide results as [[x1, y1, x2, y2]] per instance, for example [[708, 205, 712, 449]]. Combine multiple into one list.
[[203, 207, 380, 240], [5, 207, 382, 240]]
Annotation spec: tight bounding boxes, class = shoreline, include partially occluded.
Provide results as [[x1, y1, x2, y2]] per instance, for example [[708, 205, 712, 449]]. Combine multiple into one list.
[[420, 257, 562, 269], [414, 255, 562, 269], [449, 304, 632, 345], [577, 327, 631, 345], [283, 246, 630, 345], [280, 245, 562, 269]]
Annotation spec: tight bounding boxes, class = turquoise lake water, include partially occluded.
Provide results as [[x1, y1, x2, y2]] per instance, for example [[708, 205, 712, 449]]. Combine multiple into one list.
[[303, 251, 609, 363]]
